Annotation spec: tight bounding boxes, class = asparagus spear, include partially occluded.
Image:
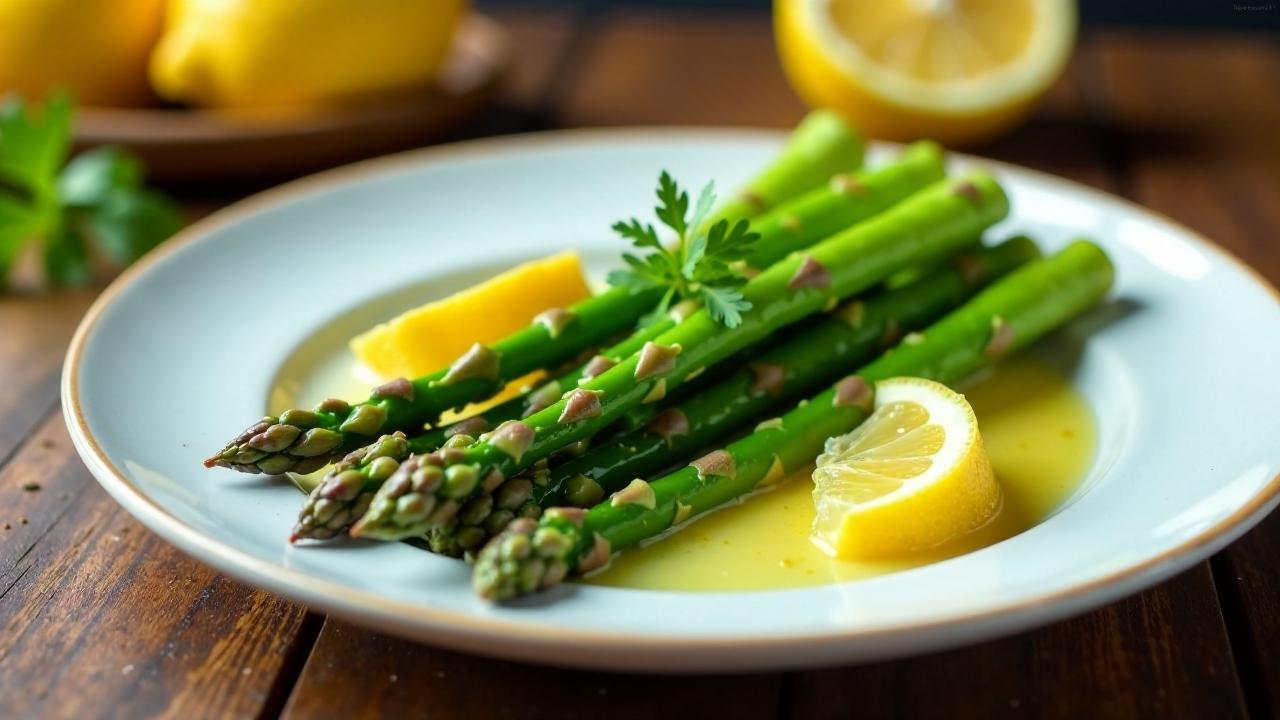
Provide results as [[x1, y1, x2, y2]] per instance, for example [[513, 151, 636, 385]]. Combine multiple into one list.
[[425, 237, 1040, 556], [473, 240, 1116, 600], [206, 115, 864, 478], [703, 110, 867, 228], [350, 174, 1010, 541], [290, 142, 947, 541]]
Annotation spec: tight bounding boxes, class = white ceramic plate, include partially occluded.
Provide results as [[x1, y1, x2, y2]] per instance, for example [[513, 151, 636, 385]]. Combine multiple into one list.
[[64, 130, 1280, 672]]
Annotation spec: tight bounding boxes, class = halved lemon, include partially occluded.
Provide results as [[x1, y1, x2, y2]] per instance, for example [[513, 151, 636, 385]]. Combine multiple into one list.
[[811, 376, 1000, 559], [351, 251, 592, 381], [776, 0, 1077, 145]]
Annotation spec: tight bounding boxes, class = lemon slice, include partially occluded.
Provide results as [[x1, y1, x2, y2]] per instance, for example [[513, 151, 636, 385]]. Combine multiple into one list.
[[351, 251, 592, 381], [776, 0, 1076, 145], [811, 377, 1000, 559]]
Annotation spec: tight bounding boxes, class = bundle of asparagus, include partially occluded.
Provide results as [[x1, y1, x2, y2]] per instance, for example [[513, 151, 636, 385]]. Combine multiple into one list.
[[206, 112, 1116, 607], [423, 237, 1041, 557], [474, 241, 1115, 600], [348, 172, 1009, 542], [291, 139, 948, 541]]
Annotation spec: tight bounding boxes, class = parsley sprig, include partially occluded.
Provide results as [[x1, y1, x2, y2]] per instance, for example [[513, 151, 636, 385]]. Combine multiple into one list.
[[607, 172, 759, 328], [0, 93, 183, 289]]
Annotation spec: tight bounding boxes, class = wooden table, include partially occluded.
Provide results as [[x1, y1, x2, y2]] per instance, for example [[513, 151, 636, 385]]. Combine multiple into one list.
[[4, 8, 1278, 718]]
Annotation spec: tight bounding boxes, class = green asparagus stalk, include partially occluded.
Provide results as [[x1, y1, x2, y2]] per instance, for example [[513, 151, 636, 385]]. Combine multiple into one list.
[[207, 116, 865, 478], [473, 240, 1116, 600], [424, 237, 1040, 556], [350, 174, 1010, 541], [703, 110, 866, 228], [290, 143, 947, 541]]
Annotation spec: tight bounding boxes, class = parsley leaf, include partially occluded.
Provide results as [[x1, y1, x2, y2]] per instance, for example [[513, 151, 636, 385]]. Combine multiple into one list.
[[608, 171, 759, 327], [0, 93, 182, 290]]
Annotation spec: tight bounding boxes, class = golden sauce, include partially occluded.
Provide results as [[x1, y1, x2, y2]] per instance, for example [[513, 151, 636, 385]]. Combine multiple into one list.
[[272, 318, 1095, 593], [587, 355, 1096, 591]]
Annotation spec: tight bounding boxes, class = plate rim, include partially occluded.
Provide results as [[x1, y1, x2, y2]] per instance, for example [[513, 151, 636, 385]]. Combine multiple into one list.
[[61, 127, 1280, 664]]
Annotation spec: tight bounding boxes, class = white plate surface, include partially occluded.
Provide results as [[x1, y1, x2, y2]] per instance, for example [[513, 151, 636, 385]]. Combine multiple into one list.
[[64, 130, 1280, 672]]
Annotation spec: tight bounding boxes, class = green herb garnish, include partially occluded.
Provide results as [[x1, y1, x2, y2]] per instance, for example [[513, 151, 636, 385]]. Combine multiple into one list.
[[607, 171, 758, 328], [0, 93, 183, 289]]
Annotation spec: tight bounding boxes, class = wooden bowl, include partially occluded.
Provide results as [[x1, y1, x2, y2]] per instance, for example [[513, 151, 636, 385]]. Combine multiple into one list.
[[73, 14, 509, 182]]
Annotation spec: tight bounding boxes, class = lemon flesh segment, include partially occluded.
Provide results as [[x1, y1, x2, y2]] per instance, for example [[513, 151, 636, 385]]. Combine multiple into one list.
[[811, 377, 1000, 559], [776, 0, 1076, 145], [350, 251, 592, 381]]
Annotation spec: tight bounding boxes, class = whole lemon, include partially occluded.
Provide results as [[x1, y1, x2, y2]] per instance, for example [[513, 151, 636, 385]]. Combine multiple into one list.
[[150, 0, 469, 109], [0, 0, 163, 107]]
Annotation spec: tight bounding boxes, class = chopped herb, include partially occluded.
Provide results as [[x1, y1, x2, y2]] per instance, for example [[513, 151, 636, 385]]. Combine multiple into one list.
[[607, 171, 758, 327]]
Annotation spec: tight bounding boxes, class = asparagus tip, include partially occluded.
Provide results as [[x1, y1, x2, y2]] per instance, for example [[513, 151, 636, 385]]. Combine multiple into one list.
[[472, 517, 574, 602]]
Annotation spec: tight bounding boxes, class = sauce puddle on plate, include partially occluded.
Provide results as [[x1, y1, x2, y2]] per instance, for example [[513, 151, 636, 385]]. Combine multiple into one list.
[[272, 328, 1095, 593], [586, 355, 1096, 591]]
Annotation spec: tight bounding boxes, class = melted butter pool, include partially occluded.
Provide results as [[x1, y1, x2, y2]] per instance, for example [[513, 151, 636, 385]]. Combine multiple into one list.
[[586, 355, 1096, 591]]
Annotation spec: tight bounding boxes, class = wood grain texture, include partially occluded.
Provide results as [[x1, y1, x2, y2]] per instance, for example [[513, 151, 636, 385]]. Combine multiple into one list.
[[0, 291, 94, 464], [0, 412, 315, 720], [559, 9, 807, 128], [280, 619, 782, 720], [1081, 31, 1280, 717], [786, 566, 1245, 720]]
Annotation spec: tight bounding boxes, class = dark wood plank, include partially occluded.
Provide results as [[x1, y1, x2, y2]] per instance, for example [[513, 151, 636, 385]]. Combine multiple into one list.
[[1081, 31, 1280, 279], [0, 412, 317, 719], [788, 566, 1243, 720], [0, 290, 94, 464], [559, 9, 806, 128], [1080, 31, 1280, 717], [280, 619, 782, 720]]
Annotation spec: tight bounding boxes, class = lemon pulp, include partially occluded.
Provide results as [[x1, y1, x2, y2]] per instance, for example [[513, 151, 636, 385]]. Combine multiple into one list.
[[775, 0, 1076, 144]]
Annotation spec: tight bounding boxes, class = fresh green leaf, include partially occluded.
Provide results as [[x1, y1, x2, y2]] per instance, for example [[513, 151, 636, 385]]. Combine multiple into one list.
[[59, 146, 143, 207], [42, 219, 91, 287], [0, 93, 72, 288], [611, 218, 662, 251], [681, 232, 706, 279], [0, 92, 72, 196], [608, 170, 760, 327], [689, 181, 715, 237], [0, 199, 40, 280], [700, 285, 751, 329], [85, 189, 184, 265], [653, 171, 688, 237], [0, 95, 183, 290]]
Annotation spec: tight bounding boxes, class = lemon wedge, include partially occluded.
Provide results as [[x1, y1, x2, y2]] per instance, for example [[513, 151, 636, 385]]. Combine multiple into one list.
[[811, 376, 1000, 559], [776, 0, 1076, 145], [351, 251, 592, 381]]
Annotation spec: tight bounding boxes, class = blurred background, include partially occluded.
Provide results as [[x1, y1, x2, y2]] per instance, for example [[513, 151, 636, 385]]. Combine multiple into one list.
[[493, 0, 1280, 29], [0, 0, 1276, 292]]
